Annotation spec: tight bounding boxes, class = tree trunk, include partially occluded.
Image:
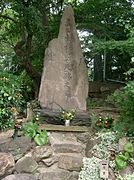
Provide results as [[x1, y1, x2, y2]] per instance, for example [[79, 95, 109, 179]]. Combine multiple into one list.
[[93, 54, 103, 81], [14, 34, 41, 97]]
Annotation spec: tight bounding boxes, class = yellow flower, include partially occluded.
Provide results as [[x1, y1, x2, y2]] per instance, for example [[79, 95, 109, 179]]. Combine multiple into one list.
[[0, 77, 9, 81], [11, 107, 17, 113], [16, 93, 23, 97]]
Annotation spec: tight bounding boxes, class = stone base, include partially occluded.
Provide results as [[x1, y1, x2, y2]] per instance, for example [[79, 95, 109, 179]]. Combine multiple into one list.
[[34, 108, 91, 126]]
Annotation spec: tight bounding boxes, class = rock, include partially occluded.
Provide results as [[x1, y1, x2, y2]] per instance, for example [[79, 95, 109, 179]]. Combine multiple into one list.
[[49, 132, 85, 154], [53, 142, 84, 154], [100, 86, 110, 92], [49, 132, 77, 145], [41, 157, 57, 167], [109, 167, 116, 180], [24, 151, 32, 158], [0, 130, 14, 143], [27, 103, 34, 120], [0, 153, 15, 178], [15, 156, 38, 173], [58, 154, 83, 171], [75, 131, 94, 143], [70, 171, 79, 180], [39, 5, 89, 111], [32, 146, 52, 162], [38, 169, 78, 180], [75, 133, 89, 143], [118, 137, 128, 151], [85, 136, 101, 157], [119, 164, 134, 178], [2, 174, 37, 180], [0, 137, 35, 161]]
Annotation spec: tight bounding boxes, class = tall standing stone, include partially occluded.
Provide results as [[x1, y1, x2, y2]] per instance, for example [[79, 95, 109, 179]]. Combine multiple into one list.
[[39, 6, 89, 112]]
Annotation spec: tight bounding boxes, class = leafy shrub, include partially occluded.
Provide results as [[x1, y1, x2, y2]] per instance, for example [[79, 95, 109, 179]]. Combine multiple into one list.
[[115, 142, 134, 170], [0, 73, 25, 130], [22, 121, 48, 146], [109, 81, 134, 136]]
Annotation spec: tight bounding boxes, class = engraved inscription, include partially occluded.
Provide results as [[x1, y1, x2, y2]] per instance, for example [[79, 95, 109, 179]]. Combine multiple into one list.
[[64, 18, 74, 97]]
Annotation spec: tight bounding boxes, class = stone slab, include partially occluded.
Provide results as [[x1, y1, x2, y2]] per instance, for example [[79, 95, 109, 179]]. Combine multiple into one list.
[[39, 124, 89, 132], [52, 142, 84, 154], [58, 154, 83, 171], [2, 174, 37, 180], [15, 156, 38, 173], [38, 169, 78, 180], [0, 137, 35, 161]]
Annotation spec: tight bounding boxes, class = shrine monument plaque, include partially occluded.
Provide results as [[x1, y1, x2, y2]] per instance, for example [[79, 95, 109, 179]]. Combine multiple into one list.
[[39, 6, 89, 120]]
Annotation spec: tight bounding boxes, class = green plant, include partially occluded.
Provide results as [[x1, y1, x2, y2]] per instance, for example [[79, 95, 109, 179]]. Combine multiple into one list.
[[34, 129, 48, 146], [117, 173, 134, 180], [23, 122, 38, 139], [115, 142, 134, 170], [92, 131, 118, 160], [22, 121, 48, 146], [0, 73, 25, 130], [95, 113, 114, 130], [109, 81, 134, 136], [78, 157, 102, 180]]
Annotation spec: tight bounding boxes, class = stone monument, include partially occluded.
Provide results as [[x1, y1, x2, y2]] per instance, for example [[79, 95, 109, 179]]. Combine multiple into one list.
[[39, 6, 89, 114]]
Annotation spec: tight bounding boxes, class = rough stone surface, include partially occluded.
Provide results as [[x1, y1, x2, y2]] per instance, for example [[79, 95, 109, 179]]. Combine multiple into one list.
[[32, 146, 52, 162], [53, 142, 84, 154], [49, 132, 77, 144], [0, 137, 35, 161], [49, 132, 85, 154], [109, 167, 116, 180], [0, 153, 15, 178], [100, 86, 110, 92], [0, 129, 87, 180], [69, 171, 79, 180], [58, 154, 83, 171], [0, 130, 14, 143], [38, 169, 78, 180], [15, 156, 38, 173], [41, 157, 57, 167], [85, 137, 101, 157], [39, 123, 89, 132], [2, 174, 37, 180], [39, 5, 89, 111], [118, 137, 128, 152], [119, 164, 134, 178], [75, 131, 94, 143]]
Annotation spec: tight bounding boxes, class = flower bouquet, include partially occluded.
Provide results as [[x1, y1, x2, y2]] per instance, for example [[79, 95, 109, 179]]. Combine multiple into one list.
[[60, 109, 75, 126], [95, 113, 114, 129]]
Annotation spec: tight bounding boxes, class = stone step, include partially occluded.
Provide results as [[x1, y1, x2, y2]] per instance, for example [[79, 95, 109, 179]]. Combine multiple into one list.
[[2, 174, 37, 180], [58, 154, 83, 171], [39, 124, 89, 132], [37, 168, 78, 180], [48, 132, 85, 154], [52, 142, 85, 154]]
